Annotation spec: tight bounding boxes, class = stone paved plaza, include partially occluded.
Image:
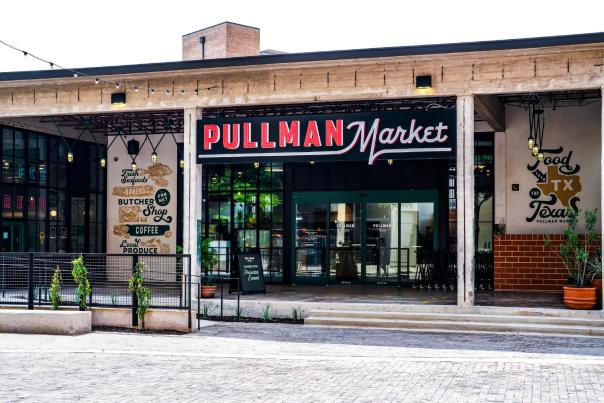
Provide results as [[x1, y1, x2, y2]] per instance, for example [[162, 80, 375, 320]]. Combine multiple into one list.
[[1, 323, 604, 402]]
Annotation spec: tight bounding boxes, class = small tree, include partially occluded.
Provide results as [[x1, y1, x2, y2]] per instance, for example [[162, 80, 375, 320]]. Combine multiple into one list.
[[49, 266, 62, 310], [200, 238, 218, 285], [545, 208, 600, 287], [129, 261, 151, 328], [71, 255, 91, 311]]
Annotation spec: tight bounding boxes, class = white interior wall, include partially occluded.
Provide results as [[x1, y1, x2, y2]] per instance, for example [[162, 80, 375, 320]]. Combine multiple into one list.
[[496, 101, 601, 234]]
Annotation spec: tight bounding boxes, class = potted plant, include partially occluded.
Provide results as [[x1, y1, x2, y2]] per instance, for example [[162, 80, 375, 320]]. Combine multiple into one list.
[[545, 208, 600, 310], [200, 238, 218, 298], [590, 259, 602, 308]]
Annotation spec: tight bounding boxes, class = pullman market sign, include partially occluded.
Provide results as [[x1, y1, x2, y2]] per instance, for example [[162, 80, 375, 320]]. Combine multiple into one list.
[[197, 110, 456, 165]]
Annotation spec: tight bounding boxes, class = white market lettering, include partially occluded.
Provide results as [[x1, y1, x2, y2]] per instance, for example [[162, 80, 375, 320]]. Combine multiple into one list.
[[198, 111, 455, 165]]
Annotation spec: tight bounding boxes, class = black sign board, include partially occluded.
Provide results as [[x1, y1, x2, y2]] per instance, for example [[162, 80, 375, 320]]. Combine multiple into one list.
[[197, 109, 456, 165], [233, 253, 266, 294]]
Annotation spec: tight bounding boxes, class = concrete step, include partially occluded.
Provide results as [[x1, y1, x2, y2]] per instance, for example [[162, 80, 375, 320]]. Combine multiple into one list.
[[306, 310, 604, 328], [304, 310, 604, 336], [304, 316, 604, 337]]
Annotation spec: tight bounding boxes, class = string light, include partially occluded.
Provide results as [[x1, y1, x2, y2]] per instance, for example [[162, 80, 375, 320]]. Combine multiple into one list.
[[100, 158, 106, 168], [67, 151, 74, 163], [151, 152, 158, 163], [131, 162, 137, 172], [0, 39, 219, 96]]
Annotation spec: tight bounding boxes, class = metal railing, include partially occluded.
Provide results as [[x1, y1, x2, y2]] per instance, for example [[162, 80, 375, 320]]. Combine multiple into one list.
[[0, 252, 192, 328]]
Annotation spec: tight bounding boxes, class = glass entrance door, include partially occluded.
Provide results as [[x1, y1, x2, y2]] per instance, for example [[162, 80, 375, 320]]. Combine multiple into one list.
[[295, 202, 327, 281], [329, 202, 361, 284], [0, 221, 25, 252], [292, 191, 437, 285]]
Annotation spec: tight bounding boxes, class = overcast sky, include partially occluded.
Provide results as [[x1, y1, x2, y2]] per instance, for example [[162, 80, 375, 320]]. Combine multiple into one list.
[[1, 0, 603, 72]]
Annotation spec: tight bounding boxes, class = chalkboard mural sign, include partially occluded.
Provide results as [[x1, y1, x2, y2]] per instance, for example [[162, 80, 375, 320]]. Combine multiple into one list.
[[233, 253, 266, 294]]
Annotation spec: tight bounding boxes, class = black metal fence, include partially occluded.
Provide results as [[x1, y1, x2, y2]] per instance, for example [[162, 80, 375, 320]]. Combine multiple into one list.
[[0, 253, 192, 314]]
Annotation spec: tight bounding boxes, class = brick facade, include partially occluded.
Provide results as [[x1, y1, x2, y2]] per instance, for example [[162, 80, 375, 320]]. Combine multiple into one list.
[[182, 22, 259, 61], [494, 234, 570, 292]]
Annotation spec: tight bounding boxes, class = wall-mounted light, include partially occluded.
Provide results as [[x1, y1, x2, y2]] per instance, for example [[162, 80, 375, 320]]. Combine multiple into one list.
[[100, 158, 106, 168], [151, 152, 158, 164], [49, 209, 57, 218], [179, 159, 185, 169], [111, 92, 126, 106], [67, 151, 74, 163], [415, 75, 432, 89]]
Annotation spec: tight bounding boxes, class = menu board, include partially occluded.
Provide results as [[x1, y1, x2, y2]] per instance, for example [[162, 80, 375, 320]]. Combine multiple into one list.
[[234, 253, 266, 294], [107, 136, 177, 255]]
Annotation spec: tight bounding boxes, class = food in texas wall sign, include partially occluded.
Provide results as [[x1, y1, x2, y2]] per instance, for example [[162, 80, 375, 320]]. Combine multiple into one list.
[[526, 147, 582, 223]]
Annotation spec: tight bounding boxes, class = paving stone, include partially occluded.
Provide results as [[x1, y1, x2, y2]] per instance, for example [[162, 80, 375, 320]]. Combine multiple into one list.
[[0, 323, 603, 402]]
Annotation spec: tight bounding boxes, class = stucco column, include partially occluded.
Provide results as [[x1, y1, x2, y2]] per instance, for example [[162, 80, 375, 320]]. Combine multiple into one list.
[[183, 107, 201, 297], [456, 95, 475, 306]]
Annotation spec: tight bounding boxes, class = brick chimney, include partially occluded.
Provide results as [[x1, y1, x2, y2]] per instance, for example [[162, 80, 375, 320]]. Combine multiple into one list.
[[182, 22, 260, 61]]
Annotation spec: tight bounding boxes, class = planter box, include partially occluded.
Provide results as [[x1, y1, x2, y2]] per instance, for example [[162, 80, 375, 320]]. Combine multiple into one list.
[[0, 309, 91, 335]]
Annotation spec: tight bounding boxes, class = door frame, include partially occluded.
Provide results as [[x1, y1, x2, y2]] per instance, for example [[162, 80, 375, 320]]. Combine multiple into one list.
[[291, 189, 438, 285]]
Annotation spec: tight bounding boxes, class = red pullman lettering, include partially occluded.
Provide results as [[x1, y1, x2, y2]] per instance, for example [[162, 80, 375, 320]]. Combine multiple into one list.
[[260, 122, 276, 148], [223, 124, 240, 150], [203, 124, 220, 150], [3, 195, 10, 209], [16, 195, 23, 209], [278, 121, 300, 147], [325, 119, 344, 147], [243, 123, 258, 148], [303, 120, 322, 147]]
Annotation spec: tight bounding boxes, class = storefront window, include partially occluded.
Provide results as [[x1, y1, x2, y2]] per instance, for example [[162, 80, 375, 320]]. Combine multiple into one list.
[[0, 126, 106, 253], [204, 162, 284, 282]]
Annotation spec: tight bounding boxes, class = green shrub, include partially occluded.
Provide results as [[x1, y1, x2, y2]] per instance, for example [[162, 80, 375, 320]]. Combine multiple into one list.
[[545, 208, 600, 287], [128, 261, 151, 328], [71, 255, 91, 311], [262, 304, 271, 321], [49, 267, 62, 310]]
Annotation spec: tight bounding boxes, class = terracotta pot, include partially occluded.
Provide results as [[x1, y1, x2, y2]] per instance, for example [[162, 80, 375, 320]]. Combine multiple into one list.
[[200, 285, 217, 298], [592, 278, 602, 308], [563, 286, 597, 310]]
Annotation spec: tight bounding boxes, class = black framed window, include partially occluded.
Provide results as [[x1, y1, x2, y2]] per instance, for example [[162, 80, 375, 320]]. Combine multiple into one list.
[[0, 126, 107, 253], [203, 162, 284, 283]]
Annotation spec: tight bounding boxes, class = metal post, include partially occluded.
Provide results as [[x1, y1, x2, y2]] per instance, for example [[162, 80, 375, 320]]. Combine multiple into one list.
[[197, 283, 201, 330], [187, 255, 192, 330], [237, 278, 240, 322], [27, 253, 34, 310], [132, 255, 139, 327], [220, 278, 224, 319]]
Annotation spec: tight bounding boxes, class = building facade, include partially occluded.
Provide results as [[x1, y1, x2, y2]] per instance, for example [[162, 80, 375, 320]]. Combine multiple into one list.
[[0, 22, 602, 307]]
